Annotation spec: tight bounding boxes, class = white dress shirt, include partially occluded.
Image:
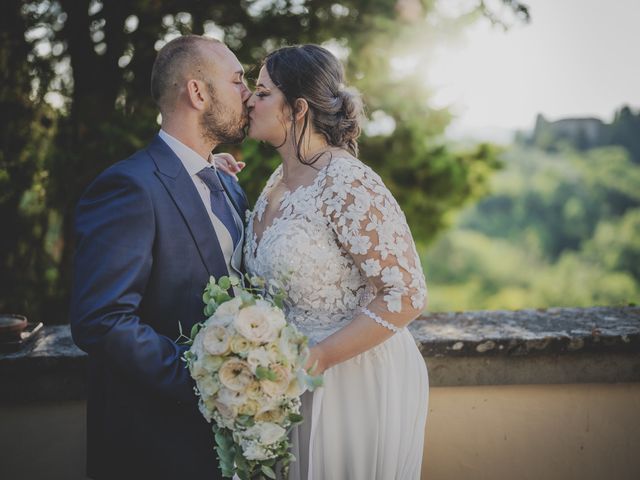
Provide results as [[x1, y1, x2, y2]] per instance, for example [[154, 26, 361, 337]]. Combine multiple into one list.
[[158, 130, 243, 292]]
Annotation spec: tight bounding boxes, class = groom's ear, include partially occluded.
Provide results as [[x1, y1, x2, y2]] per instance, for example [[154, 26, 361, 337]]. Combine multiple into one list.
[[186, 79, 207, 110], [293, 98, 309, 121]]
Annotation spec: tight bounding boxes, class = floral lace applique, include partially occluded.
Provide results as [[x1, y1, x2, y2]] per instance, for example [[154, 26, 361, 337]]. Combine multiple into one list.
[[244, 156, 426, 344]]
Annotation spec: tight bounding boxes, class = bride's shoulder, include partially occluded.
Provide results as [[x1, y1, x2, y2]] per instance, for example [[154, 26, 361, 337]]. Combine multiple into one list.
[[323, 153, 384, 187]]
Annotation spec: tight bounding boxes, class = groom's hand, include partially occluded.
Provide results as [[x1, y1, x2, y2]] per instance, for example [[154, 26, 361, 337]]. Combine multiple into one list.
[[213, 152, 245, 180]]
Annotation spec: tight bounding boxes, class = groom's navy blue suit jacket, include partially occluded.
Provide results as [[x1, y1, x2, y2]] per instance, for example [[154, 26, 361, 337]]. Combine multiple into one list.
[[69, 135, 248, 479]]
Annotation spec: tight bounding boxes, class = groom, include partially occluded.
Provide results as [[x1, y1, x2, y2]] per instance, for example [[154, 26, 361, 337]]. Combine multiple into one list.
[[69, 35, 251, 479]]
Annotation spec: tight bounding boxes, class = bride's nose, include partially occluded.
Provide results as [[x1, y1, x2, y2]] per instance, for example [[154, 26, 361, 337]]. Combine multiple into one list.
[[247, 94, 257, 108]]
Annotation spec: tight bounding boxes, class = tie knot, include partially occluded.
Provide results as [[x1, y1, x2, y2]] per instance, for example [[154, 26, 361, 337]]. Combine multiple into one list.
[[197, 167, 224, 192]]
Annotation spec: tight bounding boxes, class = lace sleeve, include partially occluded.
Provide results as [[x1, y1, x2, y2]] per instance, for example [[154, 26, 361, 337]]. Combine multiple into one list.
[[320, 158, 427, 330]]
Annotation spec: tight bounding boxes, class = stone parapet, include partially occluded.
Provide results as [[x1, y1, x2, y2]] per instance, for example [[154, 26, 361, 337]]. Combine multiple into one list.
[[1, 307, 638, 402]]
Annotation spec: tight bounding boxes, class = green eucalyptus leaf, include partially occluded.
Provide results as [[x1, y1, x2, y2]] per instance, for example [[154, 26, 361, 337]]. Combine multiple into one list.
[[215, 431, 231, 449], [273, 294, 284, 309], [215, 291, 233, 303], [234, 450, 249, 470], [218, 276, 231, 290], [261, 465, 277, 479], [287, 413, 303, 424], [203, 290, 212, 304], [236, 468, 250, 480], [204, 303, 216, 317], [190, 323, 202, 340]]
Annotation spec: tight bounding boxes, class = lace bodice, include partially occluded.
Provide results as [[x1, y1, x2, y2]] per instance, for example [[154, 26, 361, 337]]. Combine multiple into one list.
[[244, 155, 426, 345]]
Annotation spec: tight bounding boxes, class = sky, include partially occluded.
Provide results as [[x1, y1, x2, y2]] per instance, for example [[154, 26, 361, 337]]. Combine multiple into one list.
[[426, 0, 640, 140]]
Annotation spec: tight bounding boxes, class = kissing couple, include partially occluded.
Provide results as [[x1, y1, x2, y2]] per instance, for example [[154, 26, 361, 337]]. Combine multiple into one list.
[[70, 35, 429, 480]]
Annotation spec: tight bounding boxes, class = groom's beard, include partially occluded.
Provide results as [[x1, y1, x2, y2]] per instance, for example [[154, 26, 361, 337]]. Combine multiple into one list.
[[201, 84, 248, 145]]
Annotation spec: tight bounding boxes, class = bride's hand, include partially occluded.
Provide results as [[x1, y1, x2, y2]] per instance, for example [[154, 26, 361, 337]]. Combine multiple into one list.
[[213, 152, 245, 180], [305, 345, 328, 376]]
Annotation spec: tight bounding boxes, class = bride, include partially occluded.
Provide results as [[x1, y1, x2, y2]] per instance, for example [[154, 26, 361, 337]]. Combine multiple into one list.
[[224, 44, 429, 479]]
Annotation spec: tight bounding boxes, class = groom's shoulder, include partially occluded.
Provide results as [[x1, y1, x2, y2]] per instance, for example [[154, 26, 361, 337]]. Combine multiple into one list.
[[95, 140, 158, 185], [79, 142, 160, 205]]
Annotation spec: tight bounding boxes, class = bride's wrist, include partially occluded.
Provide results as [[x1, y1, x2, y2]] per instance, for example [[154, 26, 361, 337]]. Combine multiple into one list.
[[316, 344, 332, 373]]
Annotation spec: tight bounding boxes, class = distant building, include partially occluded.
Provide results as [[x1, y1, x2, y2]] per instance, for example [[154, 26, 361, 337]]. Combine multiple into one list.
[[531, 114, 606, 150]]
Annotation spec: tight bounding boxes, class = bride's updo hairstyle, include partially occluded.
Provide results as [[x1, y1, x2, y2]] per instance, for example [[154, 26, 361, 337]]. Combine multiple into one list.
[[264, 44, 363, 165]]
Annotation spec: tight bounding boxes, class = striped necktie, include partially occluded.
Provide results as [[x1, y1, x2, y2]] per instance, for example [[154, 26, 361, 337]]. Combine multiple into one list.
[[196, 167, 241, 247]]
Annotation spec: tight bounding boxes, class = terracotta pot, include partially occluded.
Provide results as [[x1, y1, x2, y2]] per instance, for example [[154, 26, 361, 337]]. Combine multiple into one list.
[[0, 314, 28, 341]]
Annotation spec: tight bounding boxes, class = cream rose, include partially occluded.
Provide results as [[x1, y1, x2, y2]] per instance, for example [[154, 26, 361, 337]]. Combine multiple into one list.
[[260, 363, 292, 397], [255, 408, 286, 424], [218, 358, 254, 392], [238, 399, 260, 416], [202, 325, 231, 355], [245, 381, 263, 400], [230, 334, 254, 357], [285, 377, 305, 398]]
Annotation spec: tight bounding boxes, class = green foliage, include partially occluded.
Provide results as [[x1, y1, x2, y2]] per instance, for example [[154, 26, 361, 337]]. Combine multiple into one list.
[[213, 425, 236, 477], [2, 0, 524, 321], [423, 142, 640, 311], [460, 145, 640, 258]]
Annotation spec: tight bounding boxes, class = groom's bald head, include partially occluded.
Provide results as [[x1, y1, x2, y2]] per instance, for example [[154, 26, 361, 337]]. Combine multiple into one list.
[[150, 35, 223, 113]]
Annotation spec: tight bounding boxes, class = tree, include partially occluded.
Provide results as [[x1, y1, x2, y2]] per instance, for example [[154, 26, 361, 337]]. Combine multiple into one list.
[[1, 0, 528, 322]]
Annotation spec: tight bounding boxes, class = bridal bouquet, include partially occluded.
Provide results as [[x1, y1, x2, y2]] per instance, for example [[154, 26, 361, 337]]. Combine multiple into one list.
[[180, 275, 323, 480]]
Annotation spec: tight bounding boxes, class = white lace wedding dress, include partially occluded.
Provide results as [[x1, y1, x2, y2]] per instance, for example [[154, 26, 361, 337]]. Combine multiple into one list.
[[244, 155, 429, 480]]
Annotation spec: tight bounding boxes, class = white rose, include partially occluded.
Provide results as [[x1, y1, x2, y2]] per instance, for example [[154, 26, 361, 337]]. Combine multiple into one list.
[[208, 297, 243, 326], [202, 325, 231, 355], [212, 409, 235, 430], [242, 441, 270, 461], [278, 324, 301, 364], [258, 299, 286, 329], [213, 399, 237, 420], [246, 347, 277, 373], [196, 374, 221, 398], [202, 354, 224, 373], [249, 422, 286, 445], [189, 358, 206, 379], [198, 397, 214, 423], [214, 387, 247, 420], [217, 386, 247, 407], [218, 358, 254, 392], [233, 301, 285, 344]]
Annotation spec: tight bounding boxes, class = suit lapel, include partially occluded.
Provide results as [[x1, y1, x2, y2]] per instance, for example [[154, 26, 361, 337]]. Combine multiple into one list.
[[148, 135, 228, 278]]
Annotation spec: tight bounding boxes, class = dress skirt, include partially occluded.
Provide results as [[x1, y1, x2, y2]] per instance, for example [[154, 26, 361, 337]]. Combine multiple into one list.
[[285, 328, 429, 480]]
